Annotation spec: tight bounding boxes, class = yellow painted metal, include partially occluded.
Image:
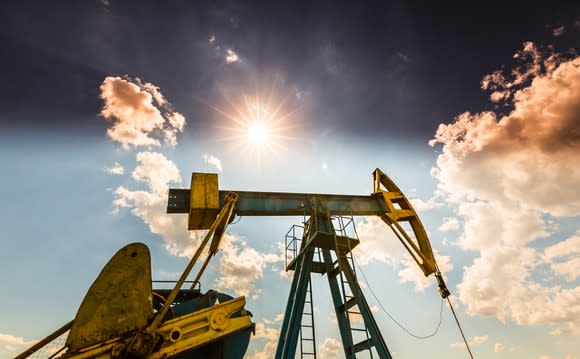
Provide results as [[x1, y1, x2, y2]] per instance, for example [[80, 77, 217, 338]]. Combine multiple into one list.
[[188, 173, 220, 230], [148, 192, 239, 331], [60, 297, 253, 359], [372, 168, 436, 276], [150, 297, 252, 359], [65, 243, 153, 351], [19, 187, 250, 358]]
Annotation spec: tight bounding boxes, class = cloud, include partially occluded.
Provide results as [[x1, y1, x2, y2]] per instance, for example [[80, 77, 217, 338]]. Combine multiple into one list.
[[552, 25, 566, 36], [112, 151, 204, 257], [99, 73, 285, 308], [550, 319, 580, 336], [408, 188, 445, 212], [354, 217, 452, 292], [430, 46, 580, 332], [0, 333, 37, 355], [397, 51, 410, 63], [450, 335, 488, 349], [214, 234, 280, 299], [354, 216, 407, 266], [226, 49, 239, 63], [112, 151, 283, 301], [545, 231, 580, 281], [348, 304, 379, 324], [99, 76, 185, 148], [318, 338, 342, 359], [398, 251, 453, 292], [209, 35, 216, 44], [202, 153, 223, 172], [439, 217, 460, 232], [477, 42, 564, 104], [254, 321, 280, 341], [104, 162, 125, 175], [494, 343, 504, 352], [246, 316, 282, 359], [140, 82, 166, 106]]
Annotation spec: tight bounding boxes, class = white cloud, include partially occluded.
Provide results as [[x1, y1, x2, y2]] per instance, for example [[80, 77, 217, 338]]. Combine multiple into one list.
[[0, 333, 36, 347], [318, 338, 342, 359], [439, 217, 460, 232], [254, 321, 280, 341], [0, 333, 37, 355], [398, 251, 453, 292], [550, 319, 580, 336], [202, 153, 223, 172], [494, 343, 504, 352], [130, 152, 181, 195], [215, 234, 280, 299], [354, 216, 407, 266], [430, 47, 580, 332], [450, 335, 488, 349], [104, 162, 125, 175], [112, 151, 203, 257], [354, 216, 452, 293], [348, 304, 379, 323], [226, 49, 239, 63], [99, 76, 185, 148], [409, 193, 443, 211], [246, 316, 281, 359]]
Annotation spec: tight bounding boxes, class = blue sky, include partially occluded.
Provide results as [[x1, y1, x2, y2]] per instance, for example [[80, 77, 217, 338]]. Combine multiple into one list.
[[1, 1, 579, 358]]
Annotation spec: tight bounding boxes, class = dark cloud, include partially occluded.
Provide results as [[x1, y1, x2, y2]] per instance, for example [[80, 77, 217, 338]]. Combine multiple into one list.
[[1, 0, 578, 141]]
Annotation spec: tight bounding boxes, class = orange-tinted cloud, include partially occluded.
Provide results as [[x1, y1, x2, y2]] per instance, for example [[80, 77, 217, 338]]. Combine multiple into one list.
[[430, 45, 580, 333], [100, 76, 185, 148]]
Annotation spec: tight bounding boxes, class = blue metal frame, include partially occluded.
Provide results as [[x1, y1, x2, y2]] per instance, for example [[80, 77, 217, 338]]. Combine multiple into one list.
[[277, 201, 393, 359]]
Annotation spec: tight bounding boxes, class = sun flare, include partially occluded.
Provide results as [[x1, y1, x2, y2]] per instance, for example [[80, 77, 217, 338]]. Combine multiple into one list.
[[247, 121, 270, 144], [209, 90, 299, 155]]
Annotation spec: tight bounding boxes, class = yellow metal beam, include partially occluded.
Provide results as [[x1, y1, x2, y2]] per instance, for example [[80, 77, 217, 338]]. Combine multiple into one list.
[[60, 297, 253, 359], [372, 168, 436, 276]]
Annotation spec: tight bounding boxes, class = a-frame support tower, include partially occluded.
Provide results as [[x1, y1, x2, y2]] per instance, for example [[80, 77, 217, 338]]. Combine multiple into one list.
[[276, 199, 392, 359]]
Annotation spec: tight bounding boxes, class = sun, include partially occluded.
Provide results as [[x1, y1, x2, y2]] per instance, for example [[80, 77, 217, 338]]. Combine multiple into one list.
[[247, 121, 270, 144], [203, 83, 302, 159]]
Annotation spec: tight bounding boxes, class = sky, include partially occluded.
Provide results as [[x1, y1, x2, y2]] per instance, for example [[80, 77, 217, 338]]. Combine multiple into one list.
[[0, 1, 579, 358]]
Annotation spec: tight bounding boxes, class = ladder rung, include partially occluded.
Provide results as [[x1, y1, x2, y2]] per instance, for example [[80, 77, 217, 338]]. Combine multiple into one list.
[[301, 324, 314, 328], [353, 339, 374, 353], [351, 327, 368, 332], [339, 297, 357, 312], [328, 265, 341, 278], [301, 338, 315, 341]]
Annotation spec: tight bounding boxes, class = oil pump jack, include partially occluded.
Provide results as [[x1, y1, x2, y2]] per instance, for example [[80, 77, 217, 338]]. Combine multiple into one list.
[[17, 168, 450, 359], [166, 168, 450, 358]]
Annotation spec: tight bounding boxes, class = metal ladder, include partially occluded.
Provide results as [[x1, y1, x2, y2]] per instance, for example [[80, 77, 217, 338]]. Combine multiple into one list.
[[334, 216, 375, 358], [299, 278, 317, 358]]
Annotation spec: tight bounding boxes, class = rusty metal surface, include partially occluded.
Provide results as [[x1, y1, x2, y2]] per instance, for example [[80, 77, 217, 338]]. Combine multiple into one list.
[[65, 243, 153, 351]]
